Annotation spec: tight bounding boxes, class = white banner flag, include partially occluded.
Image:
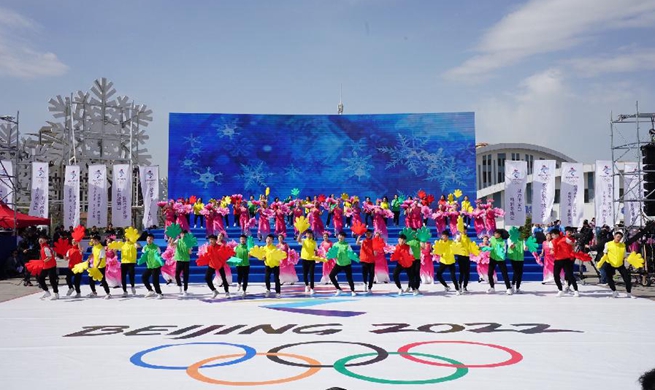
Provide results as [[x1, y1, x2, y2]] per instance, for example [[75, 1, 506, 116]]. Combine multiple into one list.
[[531, 160, 556, 224], [594, 160, 615, 227], [87, 164, 108, 227], [504, 160, 528, 226], [140, 166, 159, 228], [559, 162, 584, 227], [0, 160, 13, 206], [29, 162, 49, 218], [112, 164, 132, 227], [623, 162, 642, 227], [64, 165, 80, 228]]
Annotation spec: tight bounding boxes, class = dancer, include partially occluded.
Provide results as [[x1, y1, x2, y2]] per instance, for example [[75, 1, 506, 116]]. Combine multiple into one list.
[[391, 234, 415, 295], [332, 200, 345, 236], [65, 239, 83, 298], [391, 194, 402, 226], [472, 235, 494, 283], [433, 231, 461, 295], [453, 221, 474, 293], [201, 234, 232, 299], [139, 233, 164, 299], [162, 201, 176, 229], [419, 240, 434, 284], [356, 229, 375, 293], [273, 203, 287, 237], [320, 232, 335, 284], [552, 228, 580, 297], [193, 197, 204, 228], [37, 235, 59, 300], [88, 235, 111, 299], [328, 231, 357, 296], [234, 234, 251, 297], [600, 231, 634, 298], [257, 200, 272, 241], [373, 231, 390, 283], [104, 236, 122, 288], [119, 232, 139, 297], [216, 233, 233, 287], [262, 234, 283, 298], [538, 232, 558, 284], [174, 230, 193, 296], [507, 227, 526, 293], [308, 201, 325, 236], [238, 200, 251, 236], [298, 230, 318, 295], [407, 232, 422, 294], [487, 229, 513, 295], [278, 234, 298, 285]]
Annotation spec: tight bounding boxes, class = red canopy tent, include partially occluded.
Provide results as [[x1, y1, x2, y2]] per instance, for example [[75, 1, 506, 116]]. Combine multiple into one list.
[[0, 202, 50, 229]]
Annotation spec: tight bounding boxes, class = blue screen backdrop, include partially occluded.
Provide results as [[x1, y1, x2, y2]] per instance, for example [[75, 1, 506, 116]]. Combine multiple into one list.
[[168, 112, 476, 200]]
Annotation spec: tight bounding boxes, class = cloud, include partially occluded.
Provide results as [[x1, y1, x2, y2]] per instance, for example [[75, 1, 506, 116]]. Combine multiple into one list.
[[566, 48, 655, 77], [0, 7, 68, 79], [445, 0, 655, 81]]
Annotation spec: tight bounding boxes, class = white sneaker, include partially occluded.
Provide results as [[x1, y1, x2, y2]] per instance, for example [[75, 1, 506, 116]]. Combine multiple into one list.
[[183, 291, 188, 297], [404, 287, 412, 293], [627, 293, 636, 299], [611, 291, 619, 298], [556, 291, 565, 297], [265, 290, 271, 298], [506, 289, 513, 295], [225, 292, 231, 299], [156, 294, 164, 300], [486, 287, 495, 294], [179, 286, 183, 294], [86, 292, 97, 298], [455, 290, 461, 296], [309, 289, 315, 296], [351, 291, 357, 297], [211, 290, 219, 299], [304, 286, 309, 293], [50, 293, 59, 300], [237, 284, 242, 292], [66, 288, 74, 296], [104, 294, 112, 300], [363, 285, 368, 292], [276, 293, 281, 299], [334, 290, 342, 297], [131, 286, 136, 295], [122, 291, 128, 298], [515, 288, 521, 294], [573, 291, 580, 298], [145, 291, 156, 298], [413, 289, 419, 296], [398, 289, 403, 296], [444, 286, 451, 292], [74, 293, 81, 298], [41, 291, 51, 299], [241, 291, 246, 297]]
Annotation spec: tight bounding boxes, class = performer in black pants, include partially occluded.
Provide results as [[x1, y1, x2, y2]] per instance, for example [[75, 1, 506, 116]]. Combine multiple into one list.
[[329, 231, 356, 296], [391, 234, 415, 295], [356, 230, 375, 293], [298, 230, 318, 295], [262, 235, 281, 298], [121, 263, 136, 296], [456, 255, 471, 292]]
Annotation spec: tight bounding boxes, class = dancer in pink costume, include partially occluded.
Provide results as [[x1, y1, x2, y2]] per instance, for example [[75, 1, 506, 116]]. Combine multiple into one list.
[[447, 204, 460, 235], [538, 232, 562, 284], [319, 232, 335, 284], [202, 203, 216, 237], [104, 237, 122, 287], [307, 201, 325, 236], [277, 234, 299, 284], [291, 200, 304, 238], [174, 201, 192, 231], [373, 232, 390, 283], [160, 200, 176, 229], [332, 200, 345, 236], [472, 200, 486, 238], [161, 239, 177, 284], [256, 200, 273, 241], [238, 201, 252, 236], [401, 198, 413, 228], [483, 199, 504, 237], [432, 204, 447, 234], [213, 204, 229, 238], [370, 205, 393, 239], [420, 241, 435, 284], [471, 236, 496, 283], [410, 200, 423, 229], [273, 203, 288, 237], [345, 198, 363, 235]]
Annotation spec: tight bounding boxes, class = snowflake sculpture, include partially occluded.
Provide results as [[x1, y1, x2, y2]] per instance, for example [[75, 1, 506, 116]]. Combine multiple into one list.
[[183, 133, 202, 147], [341, 152, 374, 181], [236, 161, 273, 191], [194, 167, 223, 189]]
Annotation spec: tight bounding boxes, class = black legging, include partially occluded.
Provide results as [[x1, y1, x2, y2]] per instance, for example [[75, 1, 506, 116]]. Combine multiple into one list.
[[488, 261, 511, 289], [175, 261, 190, 291], [302, 259, 316, 289], [265, 266, 281, 294], [605, 264, 631, 293], [37, 267, 58, 293], [554, 259, 578, 292], [142, 267, 162, 294], [121, 263, 136, 293], [393, 211, 400, 226], [90, 267, 110, 294], [437, 262, 460, 290], [65, 268, 81, 293], [361, 262, 375, 289], [330, 264, 355, 292], [193, 214, 204, 227], [393, 264, 413, 290], [206, 266, 229, 293], [511, 260, 524, 290], [410, 259, 421, 290], [457, 255, 470, 289], [237, 265, 250, 291]]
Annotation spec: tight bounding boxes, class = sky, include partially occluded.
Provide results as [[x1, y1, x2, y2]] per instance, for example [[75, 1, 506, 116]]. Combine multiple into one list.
[[1, 0, 654, 178]]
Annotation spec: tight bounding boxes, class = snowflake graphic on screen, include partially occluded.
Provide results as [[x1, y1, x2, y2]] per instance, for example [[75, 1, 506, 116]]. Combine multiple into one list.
[[213, 118, 240, 140], [377, 133, 432, 175], [183, 133, 202, 147], [194, 167, 223, 189], [426, 157, 471, 191], [284, 164, 303, 181], [236, 161, 273, 191], [342, 151, 373, 181], [188, 146, 203, 157], [180, 156, 199, 172], [350, 138, 368, 154], [222, 139, 253, 157]]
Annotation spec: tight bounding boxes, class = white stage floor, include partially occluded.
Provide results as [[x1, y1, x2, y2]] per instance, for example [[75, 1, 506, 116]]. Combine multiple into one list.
[[1, 282, 653, 389]]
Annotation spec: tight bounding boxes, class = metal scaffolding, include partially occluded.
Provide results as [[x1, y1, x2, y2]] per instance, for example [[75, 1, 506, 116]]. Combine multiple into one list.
[[0, 111, 20, 243]]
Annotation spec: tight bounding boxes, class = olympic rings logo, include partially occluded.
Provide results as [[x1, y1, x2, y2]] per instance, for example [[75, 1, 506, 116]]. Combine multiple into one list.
[[130, 340, 523, 386]]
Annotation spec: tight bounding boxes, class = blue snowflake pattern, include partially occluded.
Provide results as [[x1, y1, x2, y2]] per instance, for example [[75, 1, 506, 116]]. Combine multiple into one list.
[[182, 133, 202, 147], [188, 145, 203, 157], [377, 133, 431, 175], [341, 151, 374, 181], [235, 161, 273, 191], [284, 164, 304, 181], [222, 139, 253, 157], [350, 138, 368, 154], [180, 156, 199, 172], [213, 118, 240, 140], [194, 167, 223, 189]]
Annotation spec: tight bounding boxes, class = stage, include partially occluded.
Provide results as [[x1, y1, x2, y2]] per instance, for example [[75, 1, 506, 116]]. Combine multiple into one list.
[[1, 281, 653, 389]]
